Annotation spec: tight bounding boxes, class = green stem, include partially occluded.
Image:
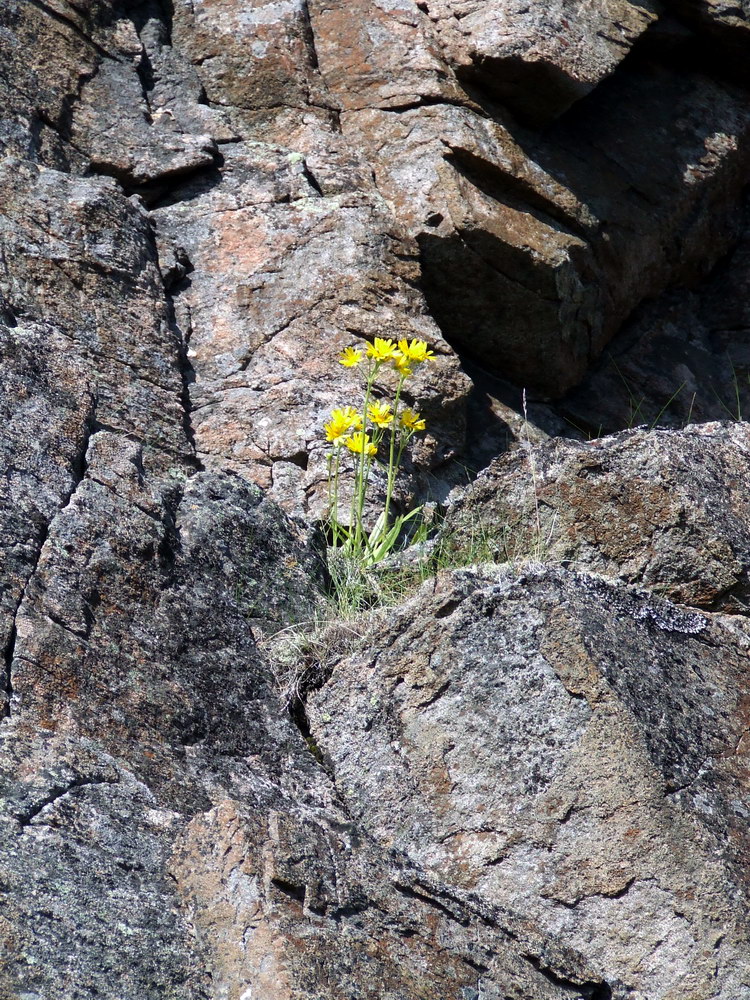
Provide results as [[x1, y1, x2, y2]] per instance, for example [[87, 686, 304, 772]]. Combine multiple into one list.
[[351, 361, 378, 553], [382, 373, 407, 532], [331, 447, 344, 546]]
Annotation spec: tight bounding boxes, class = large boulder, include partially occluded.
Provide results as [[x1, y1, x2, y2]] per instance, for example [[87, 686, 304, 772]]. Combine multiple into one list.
[[308, 564, 750, 998], [414, 0, 662, 122], [0, 428, 608, 1000], [444, 422, 750, 611]]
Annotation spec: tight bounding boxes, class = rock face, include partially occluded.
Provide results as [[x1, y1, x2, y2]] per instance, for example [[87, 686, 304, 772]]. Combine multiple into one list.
[[307, 566, 750, 999], [2, 0, 750, 998], [444, 422, 750, 612], [309, 569, 750, 998]]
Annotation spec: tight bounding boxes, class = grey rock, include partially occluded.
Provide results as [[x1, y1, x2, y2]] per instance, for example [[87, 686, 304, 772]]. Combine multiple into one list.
[[0, 430, 608, 999], [3, 0, 750, 996], [308, 565, 750, 998], [420, 0, 662, 122], [444, 422, 750, 611]]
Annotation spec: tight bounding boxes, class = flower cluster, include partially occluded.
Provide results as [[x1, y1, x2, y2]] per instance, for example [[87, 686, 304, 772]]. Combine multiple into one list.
[[327, 337, 433, 457], [324, 336, 435, 565]]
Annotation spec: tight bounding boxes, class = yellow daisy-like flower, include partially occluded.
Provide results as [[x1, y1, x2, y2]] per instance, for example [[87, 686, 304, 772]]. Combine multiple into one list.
[[367, 400, 394, 427], [325, 406, 362, 445], [339, 346, 363, 368], [345, 431, 377, 456], [397, 338, 435, 364], [366, 337, 400, 362], [392, 352, 413, 378], [400, 408, 426, 432]]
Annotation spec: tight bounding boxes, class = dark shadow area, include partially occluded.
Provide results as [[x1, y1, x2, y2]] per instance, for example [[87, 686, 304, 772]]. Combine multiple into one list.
[[125, 0, 175, 43], [142, 159, 225, 209], [556, 196, 750, 438], [417, 228, 590, 398], [456, 52, 593, 128], [415, 11, 750, 442]]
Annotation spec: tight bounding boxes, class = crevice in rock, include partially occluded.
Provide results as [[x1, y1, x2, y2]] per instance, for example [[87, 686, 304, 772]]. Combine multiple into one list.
[[554, 194, 750, 440], [394, 881, 470, 925], [146, 161, 225, 210], [301, 161, 324, 197], [12, 775, 116, 828], [45, 608, 91, 641], [156, 483, 185, 586], [555, 876, 650, 911], [1, 396, 97, 721], [378, 94, 486, 116], [127, 0, 175, 79], [145, 211, 204, 471], [288, 694, 335, 775], [523, 954, 613, 1000], [457, 53, 591, 128], [88, 152, 221, 205], [639, 10, 750, 90], [1, 623, 17, 721], [300, 0, 320, 73], [446, 145, 591, 242], [26, 0, 113, 59], [283, 451, 310, 472], [0, 296, 18, 328], [270, 877, 306, 904]]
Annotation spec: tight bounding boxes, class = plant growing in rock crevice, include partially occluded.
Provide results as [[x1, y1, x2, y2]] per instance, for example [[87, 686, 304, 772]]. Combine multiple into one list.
[[323, 337, 434, 605]]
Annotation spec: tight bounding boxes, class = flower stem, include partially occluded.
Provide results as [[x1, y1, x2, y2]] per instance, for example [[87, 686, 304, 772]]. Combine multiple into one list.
[[351, 361, 377, 552], [382, 373, 407, 533]]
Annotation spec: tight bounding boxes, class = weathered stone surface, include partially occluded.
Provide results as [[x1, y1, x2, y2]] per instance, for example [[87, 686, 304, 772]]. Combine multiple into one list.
[[153, 143, 469, 518], [0, 1, 228, 184], [308, 565, 750, 998], [0, 430, 610, 999], [308, 0, 466, 112], [4, 0, 750, 995], [339, 56, 750, 395], [172, 0, 324, 115], [419, 0, 662, 122], [0, 0, 94, 170], [0, 157, 190, 459], [445, 422, 750, 612]]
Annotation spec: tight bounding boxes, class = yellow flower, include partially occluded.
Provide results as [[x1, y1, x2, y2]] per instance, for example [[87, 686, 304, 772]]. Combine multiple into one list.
[[400, 408, 426, 432], [392, 353, 413, 378], [345, 431, 377, 456], [325, 406, 362, 445], [366, 337, 400, 362], [397, 339, 435, 364], [367, 400, 394, 427], [339, 346, 363, 368]]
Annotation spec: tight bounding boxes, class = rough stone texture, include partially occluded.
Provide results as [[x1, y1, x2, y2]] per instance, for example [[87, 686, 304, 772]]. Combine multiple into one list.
[[3, 0, 750, 996], [308, 566, 750, 999], [159, 0, 472, 516], [419, 0, 662, 122], [338, 58, 750, 395], [0, 437, 609, 998], [555, 201, 750, 437], [152, 145, 468, 518], [445, 422, 750, 612]]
